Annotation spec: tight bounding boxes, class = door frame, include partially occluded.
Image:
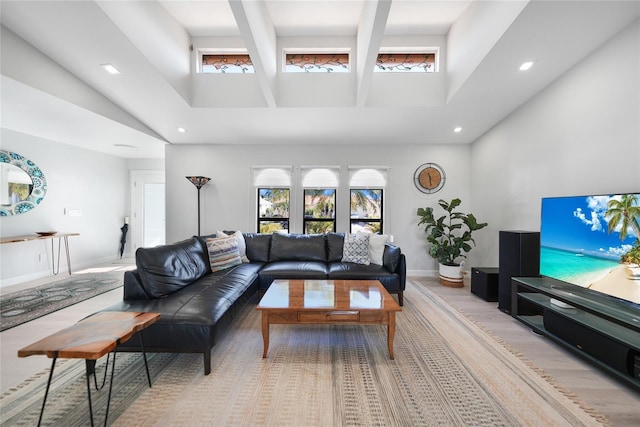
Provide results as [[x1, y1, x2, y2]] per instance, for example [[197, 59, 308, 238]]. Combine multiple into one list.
[[130, 170, 165, 254]]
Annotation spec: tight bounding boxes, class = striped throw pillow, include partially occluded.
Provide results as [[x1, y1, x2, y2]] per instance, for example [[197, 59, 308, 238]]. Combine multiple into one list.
[[206, 235, 242, 272]]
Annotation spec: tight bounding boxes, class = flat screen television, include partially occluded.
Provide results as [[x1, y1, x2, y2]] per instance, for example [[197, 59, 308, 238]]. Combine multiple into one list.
[[540, 193, 640, 305]]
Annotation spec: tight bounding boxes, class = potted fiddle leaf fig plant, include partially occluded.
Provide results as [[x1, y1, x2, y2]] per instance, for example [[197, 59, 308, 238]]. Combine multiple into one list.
[[417, 198, 488, 287]]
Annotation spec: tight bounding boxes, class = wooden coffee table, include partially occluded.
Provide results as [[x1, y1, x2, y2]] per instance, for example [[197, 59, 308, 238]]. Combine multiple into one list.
[[257, 279, 402, 359], [18, 311, 160, 427]]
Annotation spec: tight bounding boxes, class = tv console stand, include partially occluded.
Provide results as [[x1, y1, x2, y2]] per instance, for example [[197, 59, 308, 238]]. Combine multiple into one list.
[[512, 276, 640, 392]]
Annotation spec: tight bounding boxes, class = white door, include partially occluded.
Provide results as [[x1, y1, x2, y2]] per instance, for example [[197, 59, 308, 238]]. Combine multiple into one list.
[[131, 171, 165, 253]]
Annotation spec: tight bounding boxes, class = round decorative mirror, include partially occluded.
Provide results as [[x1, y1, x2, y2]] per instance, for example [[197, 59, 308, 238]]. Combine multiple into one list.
[[0, 150, 47, 216]]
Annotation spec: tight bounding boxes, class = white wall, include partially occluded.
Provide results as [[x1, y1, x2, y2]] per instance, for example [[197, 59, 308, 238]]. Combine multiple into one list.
[[165, 143, 473, 275], [471, 20, 640, 268], [0, 129, 130, 286], [6, 20, 636, 285]]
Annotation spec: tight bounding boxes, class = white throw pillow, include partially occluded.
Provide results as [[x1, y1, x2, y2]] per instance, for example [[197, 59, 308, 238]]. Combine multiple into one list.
[[368, 233, 389, 265], [217, 230, 249, 262], [341, 232, 370, 265]]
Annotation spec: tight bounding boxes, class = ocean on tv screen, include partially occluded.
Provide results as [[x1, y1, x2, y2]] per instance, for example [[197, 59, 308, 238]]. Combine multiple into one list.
[[540, 193, 640, 304]]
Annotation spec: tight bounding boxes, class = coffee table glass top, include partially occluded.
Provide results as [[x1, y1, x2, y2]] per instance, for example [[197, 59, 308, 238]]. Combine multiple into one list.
[[257, 279, 400, 311]]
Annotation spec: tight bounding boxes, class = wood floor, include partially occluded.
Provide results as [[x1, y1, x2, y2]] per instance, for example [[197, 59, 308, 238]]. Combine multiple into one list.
[[416, 277, 640, 426], [1, 266, 638, 425]]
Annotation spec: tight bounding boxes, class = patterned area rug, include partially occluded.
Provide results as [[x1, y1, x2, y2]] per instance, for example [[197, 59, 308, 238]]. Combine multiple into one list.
[[0, 271, 124, 331], [0, 281, 608, 426]]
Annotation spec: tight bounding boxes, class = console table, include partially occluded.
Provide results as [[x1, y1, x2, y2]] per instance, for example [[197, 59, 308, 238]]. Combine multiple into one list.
[[512, 276, 640, 392], [0, 232, 79, 275]]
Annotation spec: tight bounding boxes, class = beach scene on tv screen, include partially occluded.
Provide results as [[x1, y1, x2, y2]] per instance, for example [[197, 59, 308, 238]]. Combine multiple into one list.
[[540, 193, 640, 304]]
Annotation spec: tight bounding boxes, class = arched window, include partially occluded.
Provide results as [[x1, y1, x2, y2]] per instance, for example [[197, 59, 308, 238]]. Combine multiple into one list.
[[349, 167, 388, 233], [301, 167, 339, 234], [253, 167, 291, 233]]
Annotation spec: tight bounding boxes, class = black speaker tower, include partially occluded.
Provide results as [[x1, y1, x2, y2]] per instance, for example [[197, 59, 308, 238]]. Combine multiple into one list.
[[498, 230, 540, 314]]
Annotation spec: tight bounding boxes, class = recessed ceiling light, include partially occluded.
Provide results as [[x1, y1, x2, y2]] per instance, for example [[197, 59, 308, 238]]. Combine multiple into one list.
[[177, 127, 187, 133], [453, 127, 462, 133], [101, 63, 121, 75], [519, 61, 534, 71]]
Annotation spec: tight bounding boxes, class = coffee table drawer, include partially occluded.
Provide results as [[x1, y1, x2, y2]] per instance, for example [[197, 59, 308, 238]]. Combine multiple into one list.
[[298, 311, 359, 322]]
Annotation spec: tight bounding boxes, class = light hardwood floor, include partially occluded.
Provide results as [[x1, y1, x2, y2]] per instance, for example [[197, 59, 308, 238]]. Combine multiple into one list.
[[1, 267, 639, 425], [416, 277, 640, 426]]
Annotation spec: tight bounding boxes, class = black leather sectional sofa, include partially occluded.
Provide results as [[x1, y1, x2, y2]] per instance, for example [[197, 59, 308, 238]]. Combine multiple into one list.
[[102, 232, 406, 375]]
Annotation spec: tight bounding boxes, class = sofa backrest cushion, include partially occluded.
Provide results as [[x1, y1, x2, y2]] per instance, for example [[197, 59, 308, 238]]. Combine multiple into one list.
[[269, 233, 327, 262], [135, 236, 209, 298], [243, 233, 272, 262], [326, 232, 345, 262]]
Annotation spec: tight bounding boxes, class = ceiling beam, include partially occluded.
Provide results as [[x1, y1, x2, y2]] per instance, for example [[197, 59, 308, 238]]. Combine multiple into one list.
[[356, 0, 392, 107], [446, 0, 529, 103], [229, 0, 277, 107], [96, 0, 192, 106]]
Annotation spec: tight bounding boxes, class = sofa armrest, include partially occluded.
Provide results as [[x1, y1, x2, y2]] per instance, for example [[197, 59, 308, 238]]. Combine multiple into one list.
[[382, 243, 401, 272], [383, 244, 406, 292], [397, 254, 407, 291], [123, 270, 151, 300]]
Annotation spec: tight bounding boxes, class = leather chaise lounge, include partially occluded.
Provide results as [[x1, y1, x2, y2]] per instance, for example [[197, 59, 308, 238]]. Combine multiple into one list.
[[102, 232, 406, 374]]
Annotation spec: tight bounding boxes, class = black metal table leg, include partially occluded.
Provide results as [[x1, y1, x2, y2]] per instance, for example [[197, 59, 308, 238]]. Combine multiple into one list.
[[37, 357, 57, 427], [84, 352, 117, 427], [103, 351, 117, 427], [139, 331, 152, 387], [85, 363, 95, 427]]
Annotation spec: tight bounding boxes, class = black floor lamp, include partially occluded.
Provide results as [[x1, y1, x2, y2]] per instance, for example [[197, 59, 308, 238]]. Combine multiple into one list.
[[186, 176, 211, 236]]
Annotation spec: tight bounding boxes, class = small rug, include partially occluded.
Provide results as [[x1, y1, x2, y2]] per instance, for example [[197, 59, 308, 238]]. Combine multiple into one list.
[[0, 271, 125, 331], [0, 281, 608, 426]]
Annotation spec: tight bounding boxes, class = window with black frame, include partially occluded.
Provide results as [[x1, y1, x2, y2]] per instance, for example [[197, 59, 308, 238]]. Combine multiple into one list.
[[257, 188, 290, 233], [348, 167, 388, 234], [253, 166, 292, 234], [350, 189, 383, 233], [303, 189, 336, 234]]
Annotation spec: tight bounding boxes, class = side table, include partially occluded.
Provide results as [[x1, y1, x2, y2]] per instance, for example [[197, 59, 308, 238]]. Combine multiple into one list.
[[18, 311, 160, 427]]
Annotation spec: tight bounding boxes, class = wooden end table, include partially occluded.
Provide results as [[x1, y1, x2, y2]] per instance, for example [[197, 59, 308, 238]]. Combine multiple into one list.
[[257, 279, 402, 359], [18, 311, 160, 427]]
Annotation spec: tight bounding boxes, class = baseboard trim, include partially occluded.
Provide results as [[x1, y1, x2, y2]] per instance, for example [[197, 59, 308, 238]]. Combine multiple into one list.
[[0, 255, 122, 289]]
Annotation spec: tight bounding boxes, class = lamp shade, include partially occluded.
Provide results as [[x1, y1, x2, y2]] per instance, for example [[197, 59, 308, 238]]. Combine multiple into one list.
[[186, 176, 211, 189]]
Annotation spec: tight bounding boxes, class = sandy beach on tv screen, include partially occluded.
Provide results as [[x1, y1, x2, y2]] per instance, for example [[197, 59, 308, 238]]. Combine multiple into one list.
[[589, 264, 640, 304]]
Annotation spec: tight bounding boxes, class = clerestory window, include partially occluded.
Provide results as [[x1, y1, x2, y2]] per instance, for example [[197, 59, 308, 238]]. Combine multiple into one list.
[[375, 52, 437, 73], [200, 53, 255, 74], [284, 50, 350, 73]]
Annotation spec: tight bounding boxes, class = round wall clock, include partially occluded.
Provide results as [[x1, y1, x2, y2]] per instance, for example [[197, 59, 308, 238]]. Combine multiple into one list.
[[414, 163, 446, 194]]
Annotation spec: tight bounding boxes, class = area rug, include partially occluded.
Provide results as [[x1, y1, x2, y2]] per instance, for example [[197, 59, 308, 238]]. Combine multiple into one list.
[[0, 271, 124, 331], [0, 281, 607, 426]]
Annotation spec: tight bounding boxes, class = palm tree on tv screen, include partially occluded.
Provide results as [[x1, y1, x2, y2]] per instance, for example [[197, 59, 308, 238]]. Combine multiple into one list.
[[605, 194, 640, 242]]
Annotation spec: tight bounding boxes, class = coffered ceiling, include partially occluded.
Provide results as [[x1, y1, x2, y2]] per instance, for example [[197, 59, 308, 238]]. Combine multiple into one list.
[[1, 1, 638, 158]]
